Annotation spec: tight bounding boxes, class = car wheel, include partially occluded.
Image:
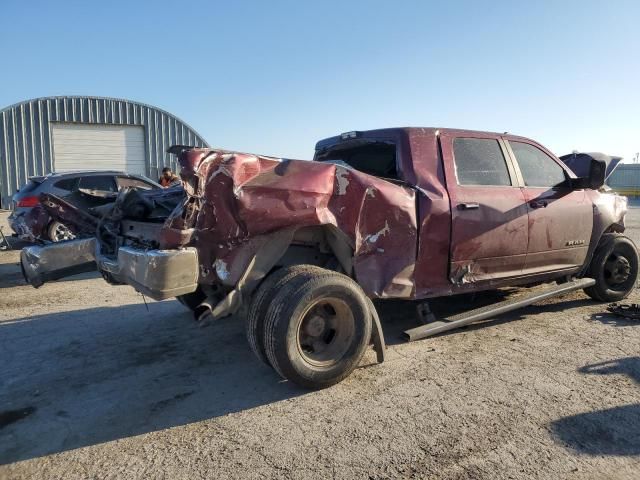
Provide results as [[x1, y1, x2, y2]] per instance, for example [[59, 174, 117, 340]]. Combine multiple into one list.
[[263, 268, 372, 389], [245, 265, 325, 367], [584, 234, 639, 302], [47, 221, 75, 242]]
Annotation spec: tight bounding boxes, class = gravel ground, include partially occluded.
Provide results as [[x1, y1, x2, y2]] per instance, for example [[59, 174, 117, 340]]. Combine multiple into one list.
[[0, 207, 639, 480]]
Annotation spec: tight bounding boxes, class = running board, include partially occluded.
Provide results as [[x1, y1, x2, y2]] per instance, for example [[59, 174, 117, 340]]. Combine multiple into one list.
[[403, 278, 596, 342]]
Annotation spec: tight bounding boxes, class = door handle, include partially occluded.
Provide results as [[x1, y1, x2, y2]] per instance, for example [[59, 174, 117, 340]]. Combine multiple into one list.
[[529, 200, 548, 209], [458, 202, 480, 210]]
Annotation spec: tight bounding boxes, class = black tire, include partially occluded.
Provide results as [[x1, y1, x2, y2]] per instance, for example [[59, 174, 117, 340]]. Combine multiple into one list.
[[176, 286, 207, 311], [263, 269, 372, 389], [245, 265, 325, 366], [584, 234, 639, 302]]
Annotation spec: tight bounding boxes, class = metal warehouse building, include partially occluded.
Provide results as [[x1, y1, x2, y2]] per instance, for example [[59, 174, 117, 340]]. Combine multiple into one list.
[[606, 163, 640, 197], [0, 96, 209, 209]]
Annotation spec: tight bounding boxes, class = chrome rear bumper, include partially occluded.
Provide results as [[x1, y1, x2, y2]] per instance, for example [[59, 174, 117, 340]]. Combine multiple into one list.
[[21, 238, 199, 300], [21, 238, 97, 287]]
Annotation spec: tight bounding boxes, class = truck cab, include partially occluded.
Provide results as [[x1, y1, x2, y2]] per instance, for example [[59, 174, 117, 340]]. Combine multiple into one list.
[[313, 128, 628, 298]]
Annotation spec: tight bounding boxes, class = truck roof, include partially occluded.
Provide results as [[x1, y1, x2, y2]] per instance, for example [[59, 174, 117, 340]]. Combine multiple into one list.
[[314, 127, 533, 151]]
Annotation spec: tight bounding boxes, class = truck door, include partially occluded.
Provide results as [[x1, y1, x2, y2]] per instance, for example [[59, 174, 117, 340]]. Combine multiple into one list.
[[441, 132, 529, 283], [506, 139, 593, 274]]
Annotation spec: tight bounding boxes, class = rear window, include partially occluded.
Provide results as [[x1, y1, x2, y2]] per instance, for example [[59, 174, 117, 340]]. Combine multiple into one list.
[[316, 141, 398, 179], [54, 178, 78, 191], [453, 138, 512, 186], [78, 175, 117, 192]]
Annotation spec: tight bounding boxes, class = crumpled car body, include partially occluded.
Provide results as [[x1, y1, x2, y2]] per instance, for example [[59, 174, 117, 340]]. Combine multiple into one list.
[[161, 149, 418, 298]]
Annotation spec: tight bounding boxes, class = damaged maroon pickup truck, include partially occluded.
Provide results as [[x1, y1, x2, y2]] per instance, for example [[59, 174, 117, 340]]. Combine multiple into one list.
[[21, 128, 638, 388]]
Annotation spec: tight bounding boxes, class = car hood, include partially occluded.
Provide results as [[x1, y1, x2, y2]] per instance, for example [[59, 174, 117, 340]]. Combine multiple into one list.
[[559, 152, 623, 180]]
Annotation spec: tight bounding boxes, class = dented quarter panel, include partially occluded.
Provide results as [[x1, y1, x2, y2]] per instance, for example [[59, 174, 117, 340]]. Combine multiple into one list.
[[39, 193, 99, 235], [8, 205, 51, 242], [170, 149, 418, 298]]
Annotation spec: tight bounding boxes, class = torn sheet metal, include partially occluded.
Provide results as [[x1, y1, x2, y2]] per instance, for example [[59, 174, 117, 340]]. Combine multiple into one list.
[[8, 205, 51, 242], [164, 149, 418, 298]]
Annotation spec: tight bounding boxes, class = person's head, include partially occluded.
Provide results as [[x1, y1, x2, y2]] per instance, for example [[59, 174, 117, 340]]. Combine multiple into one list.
[[161, 167, 173, 179]]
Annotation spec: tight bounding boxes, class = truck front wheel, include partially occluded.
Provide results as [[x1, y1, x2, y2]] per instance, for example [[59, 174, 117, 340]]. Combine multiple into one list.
[[584, 234, 639, 302], [263, 269, 372, 389]]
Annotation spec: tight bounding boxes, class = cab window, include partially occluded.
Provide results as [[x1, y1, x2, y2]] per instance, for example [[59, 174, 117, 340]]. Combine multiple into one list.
[[117, 176, 155, 190], [453, 138, 511, 186], [315, 140, 398, 179], [509, 141, 566, 188], [78, 175, 117, 192]]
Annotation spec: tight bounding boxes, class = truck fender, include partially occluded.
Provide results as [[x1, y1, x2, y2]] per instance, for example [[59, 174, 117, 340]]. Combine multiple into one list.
[[579, 193, 627, 277], [207, 225, 355, 320], [366, 297, 386, 363]]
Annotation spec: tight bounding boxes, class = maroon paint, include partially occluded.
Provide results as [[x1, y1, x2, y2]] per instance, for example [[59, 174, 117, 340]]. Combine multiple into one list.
[[440, 130, 529, 283], [408, 128, 453, 297], [169, 150, 417, 298]]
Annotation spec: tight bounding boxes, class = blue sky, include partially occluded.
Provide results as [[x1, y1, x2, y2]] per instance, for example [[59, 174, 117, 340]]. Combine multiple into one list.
[[1, 0, 638, 160]]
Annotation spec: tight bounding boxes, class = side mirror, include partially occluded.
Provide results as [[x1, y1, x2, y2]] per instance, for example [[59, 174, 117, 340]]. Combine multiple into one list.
[[570, 158, 606, 190]]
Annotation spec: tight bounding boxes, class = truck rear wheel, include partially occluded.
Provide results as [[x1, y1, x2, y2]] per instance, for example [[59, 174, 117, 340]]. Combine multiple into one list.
[[246, 265, 324, 366], [263, 269, 372, 389], [584, 234, 639, 302]]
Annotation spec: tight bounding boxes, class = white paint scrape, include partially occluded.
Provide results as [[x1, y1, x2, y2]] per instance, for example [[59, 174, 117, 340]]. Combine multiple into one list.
[[365, 221, 390, 243], [214, 259, 230, 281], [335, 167, 350, 195]]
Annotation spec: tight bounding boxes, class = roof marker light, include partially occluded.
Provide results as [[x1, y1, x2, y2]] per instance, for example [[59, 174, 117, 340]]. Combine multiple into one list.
[[340, 131, 358, 140]]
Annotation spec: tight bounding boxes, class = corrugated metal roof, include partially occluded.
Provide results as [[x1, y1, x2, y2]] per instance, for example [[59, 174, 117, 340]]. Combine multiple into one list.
[[0, 96, 209, 209]]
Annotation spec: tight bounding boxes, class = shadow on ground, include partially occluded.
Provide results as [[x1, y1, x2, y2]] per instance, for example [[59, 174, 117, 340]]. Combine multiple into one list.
[[550, 356, 640, 456], [590, 311, 640, 327], [376, 292, 598, 346], [0, 283, 630, 465], [0, 288, 543, 464], [0, 302, 305, 465]]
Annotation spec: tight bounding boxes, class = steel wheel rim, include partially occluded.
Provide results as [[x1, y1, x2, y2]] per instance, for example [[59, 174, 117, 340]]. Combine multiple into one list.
[[53, 223, 75, 242], [296, 297, 356, 367], [603, 248, 635, 291]]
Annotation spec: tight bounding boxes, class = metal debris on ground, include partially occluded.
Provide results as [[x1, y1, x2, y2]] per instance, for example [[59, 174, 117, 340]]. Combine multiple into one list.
[[606, 302, 640, 320], [0, 227, 10, 251]]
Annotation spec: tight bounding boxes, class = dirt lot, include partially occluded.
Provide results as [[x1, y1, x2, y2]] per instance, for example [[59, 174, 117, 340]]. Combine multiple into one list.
[[1, 207, 639, 480]]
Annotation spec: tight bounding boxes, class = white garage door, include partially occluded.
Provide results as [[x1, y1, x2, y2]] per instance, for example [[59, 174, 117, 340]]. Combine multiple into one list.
[[51, 123, 146, 175]]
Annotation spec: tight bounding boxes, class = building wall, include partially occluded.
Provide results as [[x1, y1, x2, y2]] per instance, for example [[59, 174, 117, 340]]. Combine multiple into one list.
[[606, 164, 640, 196], [0, 96, 208, 209]]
